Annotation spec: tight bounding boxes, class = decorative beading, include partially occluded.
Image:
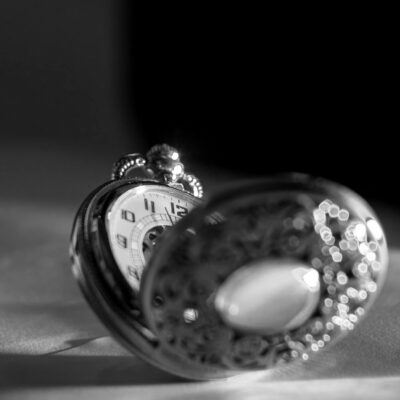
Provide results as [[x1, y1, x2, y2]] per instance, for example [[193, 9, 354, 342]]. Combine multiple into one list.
[[111, 144, 203, 199]]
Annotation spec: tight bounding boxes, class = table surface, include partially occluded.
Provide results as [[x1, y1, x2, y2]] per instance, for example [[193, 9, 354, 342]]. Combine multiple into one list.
[[1, 147, 400, 399]]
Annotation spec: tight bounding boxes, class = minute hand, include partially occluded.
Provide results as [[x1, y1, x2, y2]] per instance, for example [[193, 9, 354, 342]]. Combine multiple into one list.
[[165, 207, 175, 225]]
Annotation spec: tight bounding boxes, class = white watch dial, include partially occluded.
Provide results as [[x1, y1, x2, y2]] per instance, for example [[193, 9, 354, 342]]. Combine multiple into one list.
[[106, 184, 198, 291]]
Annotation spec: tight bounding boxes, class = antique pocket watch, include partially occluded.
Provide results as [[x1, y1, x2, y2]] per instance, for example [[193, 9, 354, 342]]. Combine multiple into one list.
[[70, 144, 388, 380]]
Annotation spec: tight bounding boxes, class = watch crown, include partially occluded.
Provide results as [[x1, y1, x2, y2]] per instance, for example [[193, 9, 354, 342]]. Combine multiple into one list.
[[146, 144, 185, 182]]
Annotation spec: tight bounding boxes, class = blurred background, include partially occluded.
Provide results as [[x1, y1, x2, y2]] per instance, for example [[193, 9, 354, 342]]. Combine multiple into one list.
[[0, 1, 397, 207]]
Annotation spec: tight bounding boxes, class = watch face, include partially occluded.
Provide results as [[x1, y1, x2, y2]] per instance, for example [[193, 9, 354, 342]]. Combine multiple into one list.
[[105, 184, 199, 291]]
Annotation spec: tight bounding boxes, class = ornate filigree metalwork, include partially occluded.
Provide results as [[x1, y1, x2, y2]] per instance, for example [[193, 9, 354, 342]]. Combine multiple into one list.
[[142, 177, 387, 373]]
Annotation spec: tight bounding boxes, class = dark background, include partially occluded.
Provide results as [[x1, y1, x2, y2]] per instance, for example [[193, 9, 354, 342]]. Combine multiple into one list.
[[0, 2, 397, 205]]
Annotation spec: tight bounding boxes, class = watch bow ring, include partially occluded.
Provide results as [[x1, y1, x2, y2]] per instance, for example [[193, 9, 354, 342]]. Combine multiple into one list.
[[70, 145, 388, 380]]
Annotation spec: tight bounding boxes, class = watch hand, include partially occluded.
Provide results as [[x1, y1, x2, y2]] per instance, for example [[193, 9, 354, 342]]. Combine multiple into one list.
[[165, 207, 174, 225]]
